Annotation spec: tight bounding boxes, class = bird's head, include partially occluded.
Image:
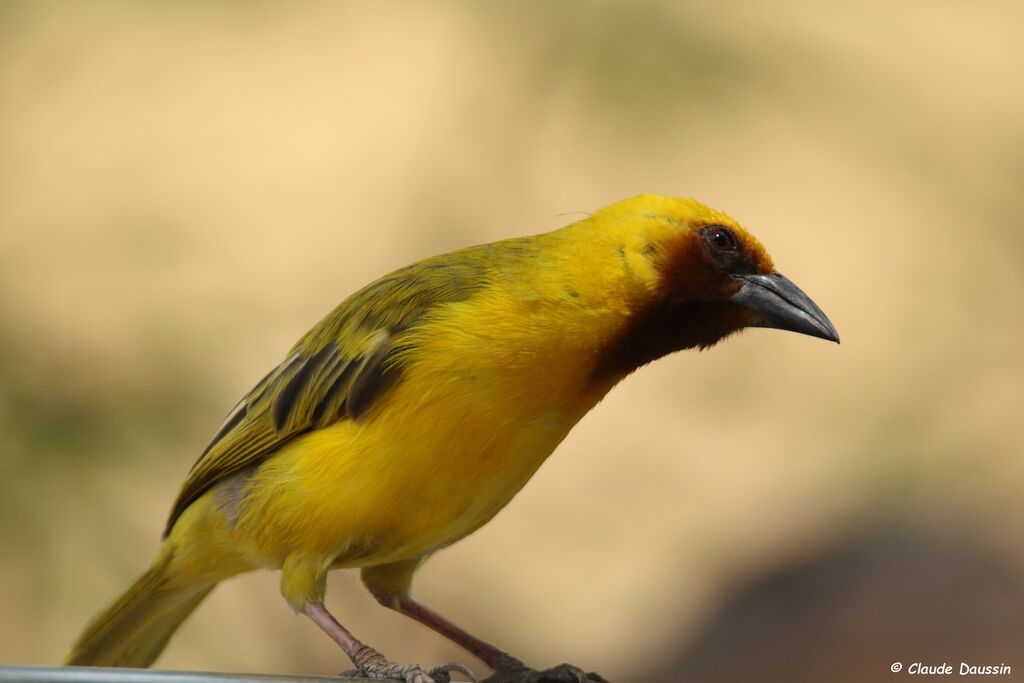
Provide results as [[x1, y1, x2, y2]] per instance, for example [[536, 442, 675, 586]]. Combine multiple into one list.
[[593, 195, 838, 376]]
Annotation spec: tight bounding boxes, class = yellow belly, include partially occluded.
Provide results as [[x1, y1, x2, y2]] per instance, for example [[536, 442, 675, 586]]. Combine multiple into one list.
[[166, 285, 627, 601], [234, 411, 563, 568], [224, 340, 612, 572]]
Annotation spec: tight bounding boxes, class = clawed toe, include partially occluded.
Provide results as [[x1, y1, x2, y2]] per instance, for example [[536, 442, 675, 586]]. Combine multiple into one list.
[[430, 661, 478, 682], [341, 659, 476, 683], [483, 663, 607, 683]]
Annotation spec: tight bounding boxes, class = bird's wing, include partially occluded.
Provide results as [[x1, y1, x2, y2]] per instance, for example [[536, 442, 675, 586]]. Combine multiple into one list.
[[163, 254, 491, 536]]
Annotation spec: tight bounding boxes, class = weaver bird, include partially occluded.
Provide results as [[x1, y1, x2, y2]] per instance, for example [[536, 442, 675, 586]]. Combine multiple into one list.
[[66, 194, 838, 683]]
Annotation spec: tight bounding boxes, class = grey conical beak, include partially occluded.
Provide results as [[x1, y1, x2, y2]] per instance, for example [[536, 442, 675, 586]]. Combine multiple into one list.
[[730, 273, 839, 343]]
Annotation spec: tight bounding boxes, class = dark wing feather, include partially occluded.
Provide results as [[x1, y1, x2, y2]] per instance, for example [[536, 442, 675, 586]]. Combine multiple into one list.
[[162, 251, 493, 537]]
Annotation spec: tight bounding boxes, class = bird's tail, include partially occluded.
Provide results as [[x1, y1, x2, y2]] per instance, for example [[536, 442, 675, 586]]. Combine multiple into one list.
[[65, 546, 216, 667]]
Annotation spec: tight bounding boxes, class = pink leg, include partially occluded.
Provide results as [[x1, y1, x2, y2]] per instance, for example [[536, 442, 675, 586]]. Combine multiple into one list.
[[304, 601, 476, 683], [304, 602, 376, 669], [369, 593, 606, 683], [383, 595, 523, 672]]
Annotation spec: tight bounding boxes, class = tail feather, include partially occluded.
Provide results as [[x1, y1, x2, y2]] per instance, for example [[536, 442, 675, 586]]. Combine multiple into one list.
[[65, 547, 216, 667]]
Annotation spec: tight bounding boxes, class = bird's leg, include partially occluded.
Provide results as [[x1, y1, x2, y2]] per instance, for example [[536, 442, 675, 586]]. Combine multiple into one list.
[[303, 601, 475, 683], [368, 592, 608, 683], [371, 593, 521, 672]]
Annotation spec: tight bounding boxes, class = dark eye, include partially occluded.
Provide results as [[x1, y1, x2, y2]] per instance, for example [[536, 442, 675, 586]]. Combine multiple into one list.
[[705, 226, 738, 253]]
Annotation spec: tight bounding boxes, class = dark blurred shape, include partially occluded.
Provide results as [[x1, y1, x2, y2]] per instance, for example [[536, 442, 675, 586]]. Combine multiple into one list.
[[640, 530, 1023, 683]]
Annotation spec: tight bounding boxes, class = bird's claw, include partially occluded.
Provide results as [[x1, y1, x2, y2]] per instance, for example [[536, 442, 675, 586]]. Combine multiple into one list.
[[483, 662, 608, 683], [341, 651, 476, 683], [431, 661, 478, 682]]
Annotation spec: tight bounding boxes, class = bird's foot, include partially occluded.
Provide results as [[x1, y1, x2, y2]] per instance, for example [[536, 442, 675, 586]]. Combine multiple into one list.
[[483, 659, 608, 683], [342, 645, 477, 683]]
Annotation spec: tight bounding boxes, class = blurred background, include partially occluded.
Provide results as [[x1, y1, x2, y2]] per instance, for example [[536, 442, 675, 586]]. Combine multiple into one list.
[[2, 2, 1022, 681]]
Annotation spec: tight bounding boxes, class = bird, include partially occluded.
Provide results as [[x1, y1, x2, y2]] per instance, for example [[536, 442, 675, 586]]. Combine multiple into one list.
[[65, 194, 838, 683]]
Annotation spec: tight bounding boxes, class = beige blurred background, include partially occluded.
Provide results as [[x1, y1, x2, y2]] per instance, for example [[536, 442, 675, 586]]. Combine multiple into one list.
[[2, 2, 1023, 681]]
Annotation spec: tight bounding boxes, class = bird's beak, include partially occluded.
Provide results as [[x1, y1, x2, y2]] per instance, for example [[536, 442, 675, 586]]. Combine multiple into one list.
[[730, 273, 839, 343]]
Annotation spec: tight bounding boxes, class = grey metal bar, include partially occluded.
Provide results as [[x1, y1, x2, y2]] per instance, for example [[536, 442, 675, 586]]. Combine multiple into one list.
[[0, 667, 355, 683]]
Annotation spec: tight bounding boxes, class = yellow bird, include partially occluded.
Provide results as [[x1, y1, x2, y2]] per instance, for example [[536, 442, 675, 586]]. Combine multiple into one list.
[[65, 194, 838, 683]]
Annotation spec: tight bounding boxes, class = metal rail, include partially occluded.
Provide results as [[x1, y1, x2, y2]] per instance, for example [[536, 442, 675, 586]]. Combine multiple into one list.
[[0, 667, 353, 683]]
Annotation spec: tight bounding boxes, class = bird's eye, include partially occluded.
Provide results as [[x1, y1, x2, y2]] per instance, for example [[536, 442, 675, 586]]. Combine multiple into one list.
[[705, 226, 738, 253]]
